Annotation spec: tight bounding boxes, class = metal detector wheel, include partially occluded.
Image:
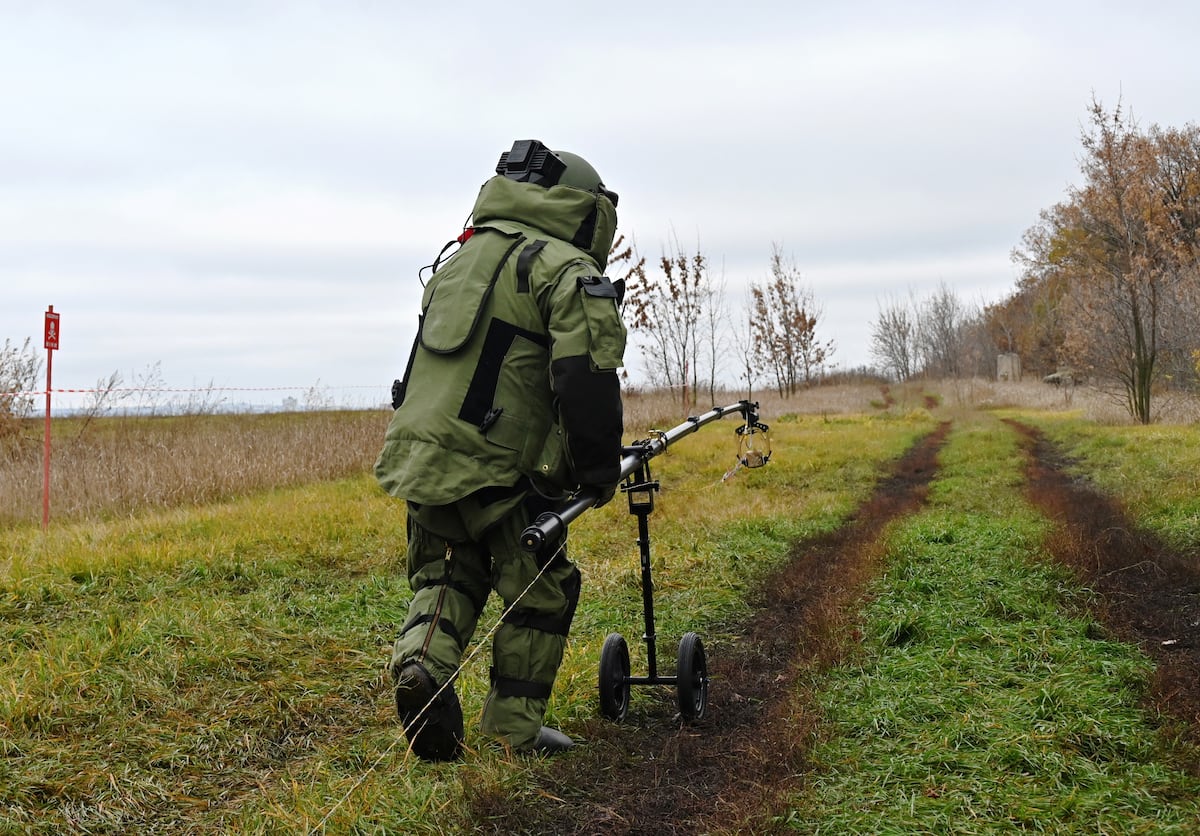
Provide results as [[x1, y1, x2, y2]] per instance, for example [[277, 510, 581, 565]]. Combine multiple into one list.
[[598, 632, 631, 721], [676, 632, 709, 722]]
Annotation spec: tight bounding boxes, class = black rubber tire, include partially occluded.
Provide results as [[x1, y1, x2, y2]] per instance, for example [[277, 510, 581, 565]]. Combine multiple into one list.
[[676, 631, 708, 722], [598, 632, 631, 722]]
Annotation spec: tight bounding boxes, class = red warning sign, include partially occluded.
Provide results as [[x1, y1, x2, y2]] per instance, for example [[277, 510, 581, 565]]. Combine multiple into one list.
[[44, 307, 60, 350]]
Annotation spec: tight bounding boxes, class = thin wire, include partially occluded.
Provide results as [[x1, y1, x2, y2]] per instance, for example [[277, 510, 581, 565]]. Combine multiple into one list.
[[720, 459, 744, 483], [309, 540, 566, 834]]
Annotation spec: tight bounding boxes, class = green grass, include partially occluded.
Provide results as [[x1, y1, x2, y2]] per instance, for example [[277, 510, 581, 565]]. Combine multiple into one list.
[[0, 413, 930, 832], [1, 478, 416, 832], [785, 416, 1200, 833]]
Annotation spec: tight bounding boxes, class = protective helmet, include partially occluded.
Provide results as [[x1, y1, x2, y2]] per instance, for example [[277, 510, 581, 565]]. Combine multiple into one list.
[[553, 150, 619, 208], [496, 139, 618, 207]]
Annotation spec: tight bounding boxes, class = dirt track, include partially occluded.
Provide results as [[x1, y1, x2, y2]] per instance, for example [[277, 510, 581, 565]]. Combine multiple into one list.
[[474, 420, 1200, 833], [1009, 420, 1200, 760]]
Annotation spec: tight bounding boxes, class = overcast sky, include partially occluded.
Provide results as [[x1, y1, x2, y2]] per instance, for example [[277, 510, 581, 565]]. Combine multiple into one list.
[[4, 1, 1199, 408]]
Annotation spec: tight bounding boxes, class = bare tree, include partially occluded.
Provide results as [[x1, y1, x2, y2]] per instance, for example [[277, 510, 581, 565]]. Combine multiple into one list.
[[915, 281, 972, 378], [873, 285, 986, 381], [730, 288, 761, 399], [701, 265, 729, 405], [606, 233, 647, 385], [607, 233, 646, 306], [750, 244, 833, 396], [624, 234, 709, 404], [870, 292, 918, 381]]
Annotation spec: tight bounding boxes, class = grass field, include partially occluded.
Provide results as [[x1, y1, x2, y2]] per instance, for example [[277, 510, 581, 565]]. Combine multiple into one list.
[[787, 416, 1200, 832], [3, 386, 1200, 832]]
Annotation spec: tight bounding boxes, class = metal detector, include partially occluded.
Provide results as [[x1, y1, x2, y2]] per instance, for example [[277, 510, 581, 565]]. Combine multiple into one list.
[[520, 400, 771, 724]]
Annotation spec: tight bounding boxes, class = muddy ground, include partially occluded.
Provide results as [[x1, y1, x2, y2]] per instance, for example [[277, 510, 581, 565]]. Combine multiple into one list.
[[473, 420, 1200, 834]]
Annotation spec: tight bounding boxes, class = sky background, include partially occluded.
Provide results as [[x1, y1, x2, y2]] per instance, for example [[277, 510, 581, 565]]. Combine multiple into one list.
[[4, 1, 1200, 409]]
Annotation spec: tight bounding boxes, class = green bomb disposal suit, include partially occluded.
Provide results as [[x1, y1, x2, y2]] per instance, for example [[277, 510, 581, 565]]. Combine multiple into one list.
[[375, 171, 626, 751]]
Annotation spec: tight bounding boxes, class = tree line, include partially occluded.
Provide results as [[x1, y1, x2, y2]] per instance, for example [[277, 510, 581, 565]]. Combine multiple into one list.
[[623, 97, 1200, 423], [998, 98, 1200, 423]]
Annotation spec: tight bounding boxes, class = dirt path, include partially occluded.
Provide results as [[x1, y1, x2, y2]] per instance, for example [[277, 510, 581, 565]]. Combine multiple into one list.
[[1008, 420, 1200, 760], [472, 423, 952, 835]]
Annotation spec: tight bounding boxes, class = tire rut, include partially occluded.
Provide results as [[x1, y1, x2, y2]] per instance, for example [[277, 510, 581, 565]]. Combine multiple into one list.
[[1007, 419, 1200, 766], [472, 421, 952, 835]]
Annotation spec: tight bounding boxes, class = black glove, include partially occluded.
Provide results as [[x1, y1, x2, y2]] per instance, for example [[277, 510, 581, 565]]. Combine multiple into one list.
[[586, 482, 617, 509]]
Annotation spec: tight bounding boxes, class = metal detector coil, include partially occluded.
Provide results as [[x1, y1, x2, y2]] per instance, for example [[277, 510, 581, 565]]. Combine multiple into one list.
[[736, 420, 772, 469]]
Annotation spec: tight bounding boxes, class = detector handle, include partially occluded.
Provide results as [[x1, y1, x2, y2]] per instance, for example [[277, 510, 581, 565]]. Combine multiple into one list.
[[519, 401, 760, 554]]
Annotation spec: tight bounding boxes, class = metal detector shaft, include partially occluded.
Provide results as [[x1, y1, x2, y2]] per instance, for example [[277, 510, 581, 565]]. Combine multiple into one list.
[[519, 400, 759, 553]]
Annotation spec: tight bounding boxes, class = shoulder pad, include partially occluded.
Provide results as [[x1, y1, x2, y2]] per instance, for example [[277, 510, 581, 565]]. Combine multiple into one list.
[[577, 274, 619, 300]]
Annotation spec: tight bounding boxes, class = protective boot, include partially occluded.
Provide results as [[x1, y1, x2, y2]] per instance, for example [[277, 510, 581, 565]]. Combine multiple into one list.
[[523, 725, 574, 755], [393, 661, 464, 762]]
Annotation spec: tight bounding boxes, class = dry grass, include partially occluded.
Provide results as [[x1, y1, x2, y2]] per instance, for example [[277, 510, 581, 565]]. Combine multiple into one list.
[[0, 410, 390, 528]]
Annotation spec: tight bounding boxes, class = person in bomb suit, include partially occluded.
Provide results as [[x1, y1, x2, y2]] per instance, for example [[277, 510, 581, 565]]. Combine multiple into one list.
[[375, 140, 626, 760]]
